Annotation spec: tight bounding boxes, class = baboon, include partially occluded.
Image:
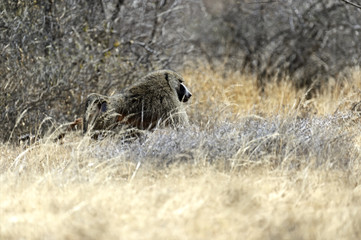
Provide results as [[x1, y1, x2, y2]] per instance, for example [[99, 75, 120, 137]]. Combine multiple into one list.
[[83, 69, 192, 135]]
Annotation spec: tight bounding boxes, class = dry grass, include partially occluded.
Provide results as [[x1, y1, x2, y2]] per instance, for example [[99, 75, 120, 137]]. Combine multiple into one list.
[[184, 65, 361, 118], [1, 66, 361, 240]]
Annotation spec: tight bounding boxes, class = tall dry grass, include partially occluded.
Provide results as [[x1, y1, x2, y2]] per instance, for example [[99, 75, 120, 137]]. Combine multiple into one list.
[[1, 66, 361, 240]]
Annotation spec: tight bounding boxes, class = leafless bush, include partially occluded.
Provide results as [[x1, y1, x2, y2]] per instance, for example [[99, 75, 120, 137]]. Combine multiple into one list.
[[0, 0, 195, 142], [192, 0, 361, 89]]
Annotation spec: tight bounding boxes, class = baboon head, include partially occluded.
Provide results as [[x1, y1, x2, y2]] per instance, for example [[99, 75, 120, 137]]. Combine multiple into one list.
[[116, 69, 192, 130], [163, 70, 192, 103]]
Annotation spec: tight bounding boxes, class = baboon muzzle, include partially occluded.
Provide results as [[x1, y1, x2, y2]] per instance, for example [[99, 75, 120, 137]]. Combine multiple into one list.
[[178, 83, 192, 102]]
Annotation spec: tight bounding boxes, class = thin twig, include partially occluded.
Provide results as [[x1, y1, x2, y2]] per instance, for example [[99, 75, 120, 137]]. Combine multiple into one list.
[[340, 0, 361, 9], [246, 0, 279, 4]]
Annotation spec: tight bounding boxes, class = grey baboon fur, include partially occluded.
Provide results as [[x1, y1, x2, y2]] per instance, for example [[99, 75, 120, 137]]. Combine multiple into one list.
[[83, 70, 192, 134]]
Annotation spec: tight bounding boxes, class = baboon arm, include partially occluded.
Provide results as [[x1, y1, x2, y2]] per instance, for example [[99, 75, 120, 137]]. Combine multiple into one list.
[[116, 115, 125, 122], [67, 118, 83, 131]]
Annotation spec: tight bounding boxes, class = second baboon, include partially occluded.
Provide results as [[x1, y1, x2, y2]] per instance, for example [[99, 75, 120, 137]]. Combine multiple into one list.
[[83, 70, 192, 134]]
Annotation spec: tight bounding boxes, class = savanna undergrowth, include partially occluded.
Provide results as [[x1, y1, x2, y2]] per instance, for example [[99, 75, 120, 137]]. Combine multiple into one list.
[[1, 66, 361, 240]]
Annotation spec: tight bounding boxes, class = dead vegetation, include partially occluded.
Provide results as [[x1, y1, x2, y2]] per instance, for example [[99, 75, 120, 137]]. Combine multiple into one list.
[[1, 1, 361, 239]]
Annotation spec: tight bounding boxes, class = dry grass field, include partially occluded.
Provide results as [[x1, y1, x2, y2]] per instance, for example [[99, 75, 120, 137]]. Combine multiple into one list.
[[1, 66, 361, 240]]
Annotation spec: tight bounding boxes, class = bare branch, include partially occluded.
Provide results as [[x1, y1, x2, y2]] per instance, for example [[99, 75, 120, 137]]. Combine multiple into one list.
[[246, 1, 279, 4], [340, 0, 361, 9]]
